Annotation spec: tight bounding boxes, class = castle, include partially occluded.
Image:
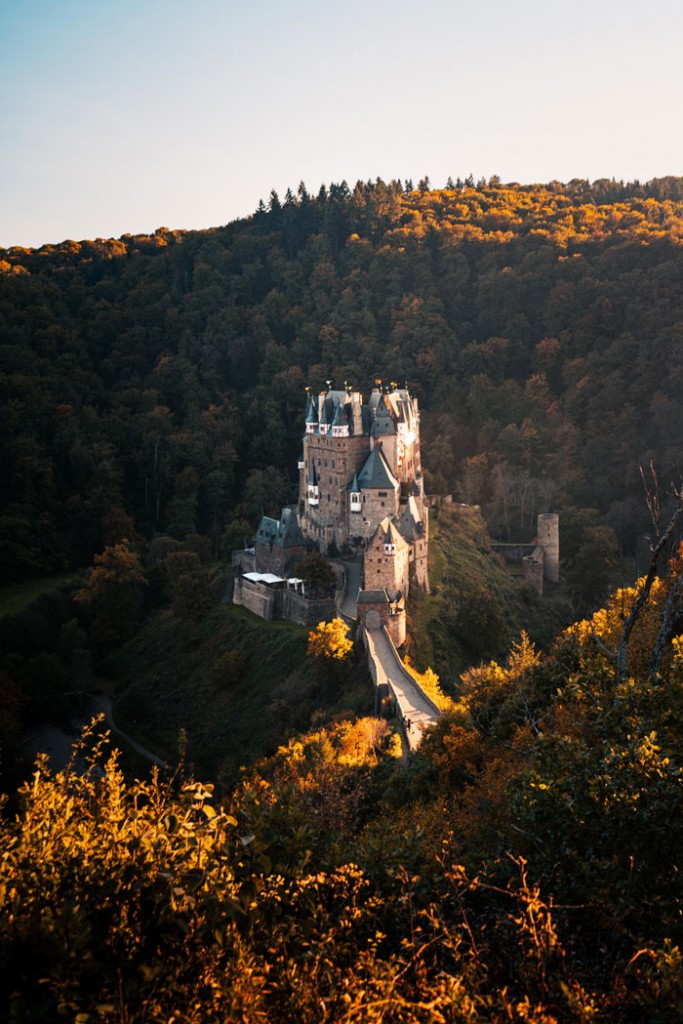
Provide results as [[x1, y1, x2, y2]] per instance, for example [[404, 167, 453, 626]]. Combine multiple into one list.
[[232, 383, 428, 639], [297, 383, 429, 643]]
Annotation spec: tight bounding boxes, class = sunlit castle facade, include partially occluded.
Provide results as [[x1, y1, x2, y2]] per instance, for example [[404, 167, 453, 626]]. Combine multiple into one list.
[[298, 384, 429, 596]]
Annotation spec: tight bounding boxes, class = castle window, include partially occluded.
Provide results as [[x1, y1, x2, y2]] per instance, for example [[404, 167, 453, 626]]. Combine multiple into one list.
[[378, 491, 387, 497]]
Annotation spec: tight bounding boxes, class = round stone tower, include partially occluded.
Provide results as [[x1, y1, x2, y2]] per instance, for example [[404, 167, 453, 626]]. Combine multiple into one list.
[[537, 513, 560, 583]]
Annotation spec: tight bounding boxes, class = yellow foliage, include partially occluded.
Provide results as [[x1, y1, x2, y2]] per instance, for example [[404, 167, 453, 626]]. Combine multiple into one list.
[[403, 655, 454, 712], [565, 576, 668, 680], [307, 617, 352, 660], [507, 630, 541, 677], [74, 540, 146, 604]]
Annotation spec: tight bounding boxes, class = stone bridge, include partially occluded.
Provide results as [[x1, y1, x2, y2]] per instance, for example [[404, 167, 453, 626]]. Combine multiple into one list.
[[336, 558, 441, 750], [363, 624, 440, 752]]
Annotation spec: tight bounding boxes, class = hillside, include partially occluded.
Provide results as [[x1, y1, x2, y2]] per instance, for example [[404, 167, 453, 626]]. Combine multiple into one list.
[[2, 534, 683, 1021], [0, 498, 574, 796], [409, 503, 574, 682], [2, 177, 683, 587], [99, 603, 373, 788]]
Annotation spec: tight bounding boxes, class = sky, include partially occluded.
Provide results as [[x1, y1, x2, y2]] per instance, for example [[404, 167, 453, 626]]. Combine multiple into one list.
[[2, 0, 683, 249]]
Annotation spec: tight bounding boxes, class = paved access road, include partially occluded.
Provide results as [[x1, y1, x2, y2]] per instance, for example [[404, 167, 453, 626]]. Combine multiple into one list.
[[338, 557, 362, 621]]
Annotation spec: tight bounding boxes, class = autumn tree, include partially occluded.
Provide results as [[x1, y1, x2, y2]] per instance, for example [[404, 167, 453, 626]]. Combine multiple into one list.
[[74, 541, 147, 652], [307, 617, 352, 661]]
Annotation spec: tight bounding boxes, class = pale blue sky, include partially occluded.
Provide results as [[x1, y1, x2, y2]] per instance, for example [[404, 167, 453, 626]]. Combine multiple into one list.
[[2, 0, 682, 248]]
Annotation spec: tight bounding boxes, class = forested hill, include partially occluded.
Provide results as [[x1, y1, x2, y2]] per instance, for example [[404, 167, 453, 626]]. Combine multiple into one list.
[[2, 177, 683, 580]]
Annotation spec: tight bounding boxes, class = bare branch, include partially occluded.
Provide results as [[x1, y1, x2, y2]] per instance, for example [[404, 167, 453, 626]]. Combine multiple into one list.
[[651, 551, 683, 680], [617, 481, 683, 685]]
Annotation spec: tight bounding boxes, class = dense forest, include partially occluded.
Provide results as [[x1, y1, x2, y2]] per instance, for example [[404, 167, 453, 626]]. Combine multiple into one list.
[[2, 176, 683, 585]]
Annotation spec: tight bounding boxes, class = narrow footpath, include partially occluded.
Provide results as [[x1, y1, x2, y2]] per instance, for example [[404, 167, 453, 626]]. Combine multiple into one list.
[[89, 695, 166, 767]]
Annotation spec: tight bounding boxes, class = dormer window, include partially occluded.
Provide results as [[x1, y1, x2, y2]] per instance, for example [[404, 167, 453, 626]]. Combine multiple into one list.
[[306, 421, 316, 434], [350, 492, 361, 513], [384, 541, 396, 556]]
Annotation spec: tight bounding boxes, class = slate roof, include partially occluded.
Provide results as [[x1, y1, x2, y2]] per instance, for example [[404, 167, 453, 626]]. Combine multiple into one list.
[[332, 399, 348, 427], [376, 517, 408, 550], [303, 386, 417, 438], [372, 397, 397, 437], [357, 589, 391, 603], [400, 496, 424, 542], [357, 445, 399, 490], [256, 506, 305, 549], [256, 516, 278, 545], [305, 394, 318, 424]]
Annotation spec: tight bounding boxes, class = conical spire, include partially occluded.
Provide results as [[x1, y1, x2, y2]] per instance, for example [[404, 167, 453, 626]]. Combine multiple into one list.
[[305, 394, 317, 421]]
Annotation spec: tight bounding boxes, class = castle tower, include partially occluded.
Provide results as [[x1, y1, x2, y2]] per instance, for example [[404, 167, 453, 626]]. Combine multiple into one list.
[[537, 513, 560, 583], [364, 518, 410, 598]]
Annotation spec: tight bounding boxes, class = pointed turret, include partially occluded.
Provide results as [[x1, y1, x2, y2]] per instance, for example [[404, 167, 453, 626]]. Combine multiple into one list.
[[319, 395, 331, 435], [372, 395, 396, 438], [349, 473, 361, 513], [305, 394, 318, 434]]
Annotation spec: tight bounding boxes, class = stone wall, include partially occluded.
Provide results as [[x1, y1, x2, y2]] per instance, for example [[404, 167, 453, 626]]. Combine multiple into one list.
[[364, 531, 410, 598], [232, 574, 336, 627], [232, 549, 256, 572], [522, 547, 545, 594], [300, 433, 370, 549], [358, 486, 400, 542], [232, 576, 282, 620], [283, 590, 336, 627], [357, 594, 406, 647], [537, 513, 560, 582], [255, 542, 306, 577]]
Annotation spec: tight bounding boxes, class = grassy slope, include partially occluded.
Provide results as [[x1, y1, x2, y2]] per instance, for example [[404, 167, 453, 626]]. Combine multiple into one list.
[[0, 573, 79, 620], [99, 604, 373, 788], [407, 504, 573, 690], [95, 510, 572, 785]]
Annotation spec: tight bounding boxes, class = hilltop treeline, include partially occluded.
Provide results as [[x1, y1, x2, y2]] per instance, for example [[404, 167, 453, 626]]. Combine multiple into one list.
[[2, 177, 683, 583]]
